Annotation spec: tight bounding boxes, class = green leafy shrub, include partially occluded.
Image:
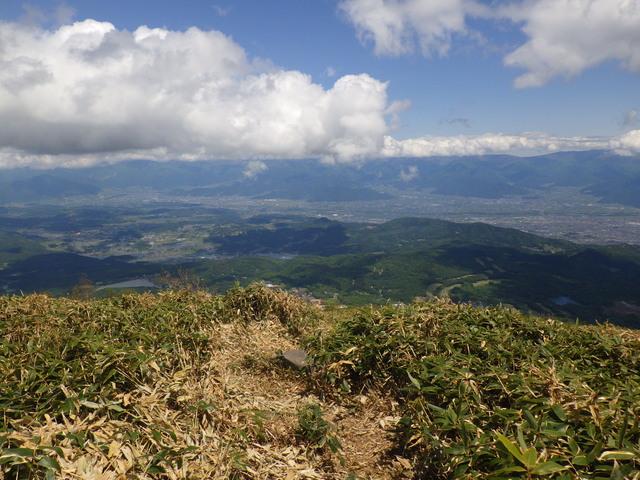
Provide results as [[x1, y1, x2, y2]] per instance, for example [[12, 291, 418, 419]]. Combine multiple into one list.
[[296, 403, 343, 456], [306, 299, 640, 478]]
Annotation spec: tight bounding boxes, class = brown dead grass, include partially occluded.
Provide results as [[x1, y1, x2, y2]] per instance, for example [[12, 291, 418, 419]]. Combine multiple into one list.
[[200, 317, 409, 479]]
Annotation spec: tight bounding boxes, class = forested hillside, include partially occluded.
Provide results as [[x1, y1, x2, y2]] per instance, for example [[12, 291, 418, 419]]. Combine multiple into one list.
[[1, 215, 639, 326]]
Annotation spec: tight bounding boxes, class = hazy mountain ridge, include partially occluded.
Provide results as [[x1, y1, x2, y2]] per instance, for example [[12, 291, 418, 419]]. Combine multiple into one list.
[[583, 174, 640, 208], [2, 150, 640, 205], [0, 174, 100, 202]]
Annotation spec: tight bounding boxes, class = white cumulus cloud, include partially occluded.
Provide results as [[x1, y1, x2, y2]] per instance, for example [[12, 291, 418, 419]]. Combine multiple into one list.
[[339, 0, 478, 57], [503, 0, 640, 87], [0, 19, 393, 167], [609, 129, 640, 156], [340, 0, 640, 87]]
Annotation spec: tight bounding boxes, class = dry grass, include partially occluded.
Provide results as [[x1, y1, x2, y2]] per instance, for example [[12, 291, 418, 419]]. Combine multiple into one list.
[[1, 287, 406, 479]]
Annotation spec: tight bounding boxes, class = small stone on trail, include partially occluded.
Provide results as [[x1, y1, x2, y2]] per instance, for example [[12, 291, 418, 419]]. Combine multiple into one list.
[[281, 349, 309, 370]]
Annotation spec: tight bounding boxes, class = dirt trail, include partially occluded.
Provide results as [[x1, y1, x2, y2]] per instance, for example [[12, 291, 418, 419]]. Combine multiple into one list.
[[206, 319, 411, 479]]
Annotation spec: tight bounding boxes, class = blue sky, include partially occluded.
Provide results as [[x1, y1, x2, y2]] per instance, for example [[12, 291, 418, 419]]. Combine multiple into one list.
[[0, 0, 639, 167]]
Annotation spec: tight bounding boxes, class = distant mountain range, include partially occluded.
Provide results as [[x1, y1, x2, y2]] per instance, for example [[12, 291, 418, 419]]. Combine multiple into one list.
[[2, 149, 640, 206], [0, 174, 99, 202]]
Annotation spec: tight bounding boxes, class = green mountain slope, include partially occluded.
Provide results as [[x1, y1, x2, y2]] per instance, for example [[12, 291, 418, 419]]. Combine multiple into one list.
[[0, 231, 49, 264], [196, 217, 640, 325], [206, 218, 350, 256], [0, 252, 161, 295], [271, 244, 639, 323], [346, 217, 574, 253], [206, 216, 573, 257]]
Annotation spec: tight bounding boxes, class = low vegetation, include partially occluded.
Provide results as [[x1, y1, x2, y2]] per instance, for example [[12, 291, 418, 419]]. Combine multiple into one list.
[[1, 286, 639, 478], [307, 301, 640, 478]]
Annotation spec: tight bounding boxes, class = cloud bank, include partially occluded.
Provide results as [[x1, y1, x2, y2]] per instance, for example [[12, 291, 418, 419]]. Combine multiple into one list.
[[0, 19, 391, 167], [340, 0, 640, 87], [382, 130, 640, 157]]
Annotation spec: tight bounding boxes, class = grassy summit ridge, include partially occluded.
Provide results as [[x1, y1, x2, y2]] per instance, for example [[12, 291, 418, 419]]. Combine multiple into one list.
[[1, 286, 639, 479]]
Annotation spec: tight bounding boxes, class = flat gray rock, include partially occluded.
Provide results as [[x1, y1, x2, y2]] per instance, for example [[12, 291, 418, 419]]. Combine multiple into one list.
[[281, 349, 309, 370]]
